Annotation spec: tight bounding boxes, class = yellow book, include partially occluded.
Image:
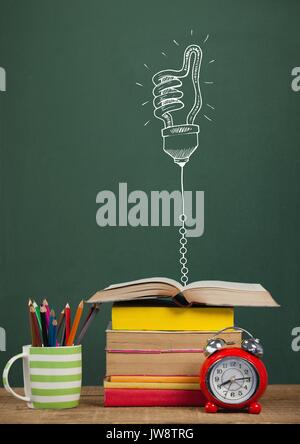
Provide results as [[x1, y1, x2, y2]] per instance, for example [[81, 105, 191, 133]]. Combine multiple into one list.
[[112, 301, 234, 331], [110, 376, 199, 383], [104, 378, 199, 391]]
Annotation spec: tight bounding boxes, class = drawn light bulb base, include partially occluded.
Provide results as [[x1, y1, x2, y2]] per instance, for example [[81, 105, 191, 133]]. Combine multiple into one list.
[[162, 123, 199, 166]]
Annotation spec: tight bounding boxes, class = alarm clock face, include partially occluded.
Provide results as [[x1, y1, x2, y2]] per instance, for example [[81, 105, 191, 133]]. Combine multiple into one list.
[[207, 357, 259, 405]]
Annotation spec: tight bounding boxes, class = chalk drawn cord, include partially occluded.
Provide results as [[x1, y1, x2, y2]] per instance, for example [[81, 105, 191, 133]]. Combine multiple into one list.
[[179, 165, 188, 286]]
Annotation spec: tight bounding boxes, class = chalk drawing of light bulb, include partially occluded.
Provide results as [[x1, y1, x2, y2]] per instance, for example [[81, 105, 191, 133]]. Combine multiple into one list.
[[152, 44, 202, 166], [151, 43, 208, 286]]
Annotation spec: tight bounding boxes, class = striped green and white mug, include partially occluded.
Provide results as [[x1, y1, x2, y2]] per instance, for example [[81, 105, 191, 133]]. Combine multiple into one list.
[[2, 345, 82, 409]]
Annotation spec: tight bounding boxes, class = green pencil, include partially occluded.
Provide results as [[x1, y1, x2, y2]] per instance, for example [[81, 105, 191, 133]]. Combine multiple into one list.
[[32, 301, 42, 332]]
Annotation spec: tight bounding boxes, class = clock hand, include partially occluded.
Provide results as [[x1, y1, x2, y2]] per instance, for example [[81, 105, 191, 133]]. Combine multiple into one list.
[[224, 381, 233, 398], [220, 377, 251, 387]]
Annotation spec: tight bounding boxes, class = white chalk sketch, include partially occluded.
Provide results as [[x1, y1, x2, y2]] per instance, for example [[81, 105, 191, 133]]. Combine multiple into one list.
[[152, 44, 202, 136], [0, 67, 6, 92], [150, 43, 212, 286], [0, 327, 6, 351]]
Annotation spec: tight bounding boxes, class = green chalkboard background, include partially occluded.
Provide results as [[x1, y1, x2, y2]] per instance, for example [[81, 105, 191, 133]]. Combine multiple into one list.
[[1, 0, 300, 386]]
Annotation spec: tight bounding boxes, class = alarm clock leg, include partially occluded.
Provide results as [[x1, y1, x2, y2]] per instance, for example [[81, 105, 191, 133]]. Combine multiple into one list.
[[248, 401, 261, 414], [205, 402, 218, 413]]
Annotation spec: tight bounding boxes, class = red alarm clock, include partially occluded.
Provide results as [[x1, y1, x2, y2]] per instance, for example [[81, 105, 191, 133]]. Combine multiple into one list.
[[200, 327, 268, 414]]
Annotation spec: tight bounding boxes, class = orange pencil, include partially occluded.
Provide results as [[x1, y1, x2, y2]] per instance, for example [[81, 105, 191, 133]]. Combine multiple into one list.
[[66, 301, 84, 346]]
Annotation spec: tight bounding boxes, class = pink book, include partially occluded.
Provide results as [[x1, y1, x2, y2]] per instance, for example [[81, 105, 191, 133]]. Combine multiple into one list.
[[104, 388, 206, 407]]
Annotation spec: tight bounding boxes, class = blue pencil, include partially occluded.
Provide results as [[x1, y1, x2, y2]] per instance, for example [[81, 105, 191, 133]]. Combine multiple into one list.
[[48, 309, 56, 347], [51, 319, 57, 347]]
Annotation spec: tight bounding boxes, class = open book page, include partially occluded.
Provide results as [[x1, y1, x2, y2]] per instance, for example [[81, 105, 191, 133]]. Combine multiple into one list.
[[87, 280, 180, 304], [106, 277, 181, 291], [182, 287, 279, 307], [185, 281, 265, 291]]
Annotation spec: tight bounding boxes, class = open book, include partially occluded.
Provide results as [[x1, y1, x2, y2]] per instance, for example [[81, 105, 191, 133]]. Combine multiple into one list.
[[87, 277, 279, 307]]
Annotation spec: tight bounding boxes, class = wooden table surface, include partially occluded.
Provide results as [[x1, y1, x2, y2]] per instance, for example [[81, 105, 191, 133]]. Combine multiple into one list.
[[0, 385, 299, 424]]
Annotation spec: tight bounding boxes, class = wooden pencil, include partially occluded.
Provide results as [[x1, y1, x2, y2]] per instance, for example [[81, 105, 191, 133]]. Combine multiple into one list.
[[75, 304, 93, 342], [50, 319, 58, 347], [57, 309, 65, 335], [30, 306, 42, 347], [40, 305, 49, 347], [43, 299, 51, 329], [32, 301, 42, 332], [65, 303, 71, 345], [66, 300, 84, 346], [48, 309, 56, 346], [28, 299, 35, 345], [79, 304, 95, 330], [58, 316, 66, 346], [76, 304, 100, 345]]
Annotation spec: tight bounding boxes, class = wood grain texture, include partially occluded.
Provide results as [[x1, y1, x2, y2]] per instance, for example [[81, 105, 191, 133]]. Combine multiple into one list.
[[0, 385, 299, 424]]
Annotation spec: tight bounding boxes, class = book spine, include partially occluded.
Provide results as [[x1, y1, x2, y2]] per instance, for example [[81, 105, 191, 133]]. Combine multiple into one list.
[[109, 376, 199, 383], [106, 351, 206, 376], [104, 381, 200, 390], [106, 348, 204, 354], [104, 388, 206, 407]]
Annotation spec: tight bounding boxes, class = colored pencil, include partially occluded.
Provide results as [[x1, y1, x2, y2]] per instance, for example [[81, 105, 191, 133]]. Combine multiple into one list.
[[28, 299, 35, 345], [32, 301, 42, 331], [43, 299, 51, 330], [48, 309, 56, 346], [56, 309, 65, 346], [65, 303, 71, 345], [58, 314, 66, 345], [40, 305, 49, 347], [76, 304, 100, 345], [62, 325, 66, 346], [30, 306, 42, 346], [66, 300, 84, 346], [49, 319, 57, 347], [57, 309, 65, 335], [76, 304, 93, 338]]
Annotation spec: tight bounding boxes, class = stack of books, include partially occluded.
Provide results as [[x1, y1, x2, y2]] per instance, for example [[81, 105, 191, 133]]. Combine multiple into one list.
[[88, 277, 278, 407]]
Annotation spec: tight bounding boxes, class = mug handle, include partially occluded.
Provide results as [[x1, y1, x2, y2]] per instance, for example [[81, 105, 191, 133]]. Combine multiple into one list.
[[2, 352, 30, 402]]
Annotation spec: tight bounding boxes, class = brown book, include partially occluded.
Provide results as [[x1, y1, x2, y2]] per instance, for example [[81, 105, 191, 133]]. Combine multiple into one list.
[[106, 326, 242, 376], [88, 277, 279, 307], [106, 323, 241, 350]]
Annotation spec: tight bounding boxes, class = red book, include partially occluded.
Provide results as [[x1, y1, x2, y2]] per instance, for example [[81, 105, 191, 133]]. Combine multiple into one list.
[[104, 388, 206, 407]]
